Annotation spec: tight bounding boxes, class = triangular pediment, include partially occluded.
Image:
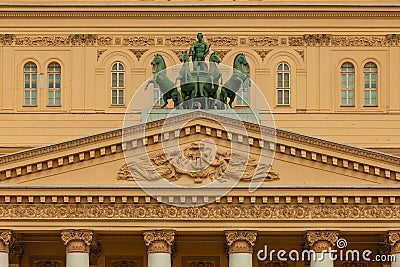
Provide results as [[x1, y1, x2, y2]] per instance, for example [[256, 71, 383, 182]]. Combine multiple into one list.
[[0, 111, 399, 187]]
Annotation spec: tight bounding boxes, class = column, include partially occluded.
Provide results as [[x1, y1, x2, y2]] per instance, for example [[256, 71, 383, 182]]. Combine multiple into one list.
[[388, 231, 400, 267], [143, 230, 175, 267], [61, 230, 93, 267], [0, 231, 12, 267], [307, 230, 339, 267], [225, 230, 257, 267]]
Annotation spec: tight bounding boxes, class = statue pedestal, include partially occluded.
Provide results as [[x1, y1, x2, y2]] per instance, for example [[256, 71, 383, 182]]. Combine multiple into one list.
[[141, 107, 260, 124]]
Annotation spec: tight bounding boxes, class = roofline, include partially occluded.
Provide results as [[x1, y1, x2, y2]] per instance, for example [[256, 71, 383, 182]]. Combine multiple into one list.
[[0, 110, 399, 166]]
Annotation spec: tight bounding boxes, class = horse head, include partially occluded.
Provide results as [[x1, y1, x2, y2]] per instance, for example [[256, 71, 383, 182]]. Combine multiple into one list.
[[233, 53, 249, 74], [179, 51, 190, 63], [151, 53, 166, 73], [209, 52, 221, 64]]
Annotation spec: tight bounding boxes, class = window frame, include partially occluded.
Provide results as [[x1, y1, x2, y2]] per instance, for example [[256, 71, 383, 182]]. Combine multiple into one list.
[[340, 62, 355, 107], [276, 62, 291, 106], [47, 62, 62, 107], [363, 62, 378, 107], [23, 62, 38, 107], [111, 61, 125, 106]]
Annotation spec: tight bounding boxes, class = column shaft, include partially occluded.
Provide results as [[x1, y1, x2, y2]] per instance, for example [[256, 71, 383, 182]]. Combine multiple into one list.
[[0, 252, 8, 267], [148, 253, 171, 267], [66, 253, 89, 267], [229, 253, 252, 267], [391, 254, 400, 267], [310, 252, 333, 267]]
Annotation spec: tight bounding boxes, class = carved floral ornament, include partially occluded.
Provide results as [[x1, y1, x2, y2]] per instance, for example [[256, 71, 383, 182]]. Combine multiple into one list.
[[1, 34, 400, 47], [388, 231, 400, 254], [306, 231, 339, 253], [225, 230, 257, 254], [61, 230, 93, 253], [0, 230, 12, 253], [143, 230, 175, 254]]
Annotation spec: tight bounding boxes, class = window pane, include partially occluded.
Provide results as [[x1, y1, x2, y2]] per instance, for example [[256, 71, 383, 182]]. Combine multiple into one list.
[[112, 90, 117, 97], [284, 90, 290, 104], [341, 74, 346, 88], [341, 91, 346, 105], [277, 90, 283, 105], [32, 90, 37, 99], [55, 74, 61, 88], [348, 74, 354, 88], [277, 73, 283, 88], [112, 63, 117, 71], [119, 73, 124, 87], [112, 73, 117, 87]]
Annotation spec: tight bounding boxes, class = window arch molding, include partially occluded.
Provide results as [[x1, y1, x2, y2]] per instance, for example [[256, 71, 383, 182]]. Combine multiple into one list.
[[98, 50, 137, 69], [264, 49, 305, 70], [138, 50, 178, 69]]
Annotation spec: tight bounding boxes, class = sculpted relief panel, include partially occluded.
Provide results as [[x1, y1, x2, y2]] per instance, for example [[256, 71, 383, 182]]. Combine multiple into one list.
[[117, 141, 279, 184]]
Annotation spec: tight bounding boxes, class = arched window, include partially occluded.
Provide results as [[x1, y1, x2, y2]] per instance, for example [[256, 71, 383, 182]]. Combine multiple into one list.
[[152, 82, 164, 106], [24, 62, 37, 106], [277, 62, 290, 105], [48, 62, 61, 106], [364, 62, 377, 106], [236, 77, 249, 106], [111, 62, 125, 105], [341, 62, 355, 106]]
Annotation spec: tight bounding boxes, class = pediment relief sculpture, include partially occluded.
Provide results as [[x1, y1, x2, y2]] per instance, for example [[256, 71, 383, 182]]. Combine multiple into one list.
[[118, 141, 278, 184]]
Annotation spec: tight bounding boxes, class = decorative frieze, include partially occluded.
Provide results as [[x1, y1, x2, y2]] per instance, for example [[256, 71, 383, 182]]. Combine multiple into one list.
[[0, 34, 15, 46], [207, 36, 238, 47], [225, 230, 257, 253], [97, 36, 114, 46], [1, 203, 400, 220], [143, 230, 175, 254], [61, 230, 93, 253], [306, 230, 339, 253], [0, 230, 12, 253], [165, 36, 197, 47], [15, 36, 70, 46], [388, 231, 400, 254], [69, 34, 97, 46], [0, 34, 399, 47], [248, 36, 279, 47], [123, 36, 156, 46]]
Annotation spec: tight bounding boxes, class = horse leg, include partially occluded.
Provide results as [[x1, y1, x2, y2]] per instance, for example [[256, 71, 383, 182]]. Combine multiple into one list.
[[228, 91, 235, 108], [161, 93, 169, 108]]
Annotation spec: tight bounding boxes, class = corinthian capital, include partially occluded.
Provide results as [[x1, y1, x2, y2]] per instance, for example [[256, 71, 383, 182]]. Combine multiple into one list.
[[225, 230, 257, 254], [0, 231, 12, 253], [388, 231, 400, 254], [61, 230, 93, 253], [307, 230, 339, 253], [143, 230, 175, 254]]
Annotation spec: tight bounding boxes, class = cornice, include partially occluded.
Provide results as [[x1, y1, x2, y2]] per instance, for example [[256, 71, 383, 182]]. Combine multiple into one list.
[[0, 111, 399, 182]]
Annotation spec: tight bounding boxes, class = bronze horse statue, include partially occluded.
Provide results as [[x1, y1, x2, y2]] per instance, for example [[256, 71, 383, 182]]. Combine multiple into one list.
[[145, 54, 183, 108]]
